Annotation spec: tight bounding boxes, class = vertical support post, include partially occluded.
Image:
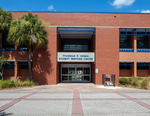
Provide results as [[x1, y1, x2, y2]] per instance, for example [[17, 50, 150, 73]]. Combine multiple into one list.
[[14, 61, 18, 80], [114, 74, 115, 87], [134, 34, 137, 53], [134, 62, 137, 77]]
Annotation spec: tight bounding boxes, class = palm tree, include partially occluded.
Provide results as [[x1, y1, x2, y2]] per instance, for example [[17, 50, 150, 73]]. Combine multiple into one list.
[[0, 8, 12, 76], [7, 12, 48, 81]]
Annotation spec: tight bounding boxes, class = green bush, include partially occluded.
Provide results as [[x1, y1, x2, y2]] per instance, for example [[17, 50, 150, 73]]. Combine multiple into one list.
[[140, 78, 150, 89], [119, 78, 130, 85], [0, 80, 38, 89], [131, 77, 140, 87], [119, 77, 144, 86]]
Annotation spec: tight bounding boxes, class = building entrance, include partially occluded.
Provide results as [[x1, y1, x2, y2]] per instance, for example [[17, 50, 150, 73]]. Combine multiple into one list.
[[61, 64, 91, 82]]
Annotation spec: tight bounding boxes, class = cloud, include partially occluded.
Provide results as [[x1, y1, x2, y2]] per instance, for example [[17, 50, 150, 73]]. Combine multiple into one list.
[[141, 10, 150, 13], [48, 5, 54, 11], [132, 9, 140, 12], [111, 0, 135, 8]]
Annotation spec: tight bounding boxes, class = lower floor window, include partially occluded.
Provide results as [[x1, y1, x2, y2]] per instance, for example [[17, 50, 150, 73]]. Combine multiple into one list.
[[137, 63, 149, 70], [19, 62, 32, 69], [3, 62, 14, 69]]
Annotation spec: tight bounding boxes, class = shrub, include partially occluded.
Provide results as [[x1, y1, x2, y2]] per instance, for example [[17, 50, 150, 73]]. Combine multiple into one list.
[[119, 78, 130, 85], [140, 78, 150, 89], [0, 80, 38, 89], [131, 77, 140, 87]]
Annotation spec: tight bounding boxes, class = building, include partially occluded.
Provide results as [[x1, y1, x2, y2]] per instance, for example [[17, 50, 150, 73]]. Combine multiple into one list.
[[2, 12, 150, 85]]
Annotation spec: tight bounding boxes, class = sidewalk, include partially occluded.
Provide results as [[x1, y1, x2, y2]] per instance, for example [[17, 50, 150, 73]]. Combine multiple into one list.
[[0, 83, 150, 116]]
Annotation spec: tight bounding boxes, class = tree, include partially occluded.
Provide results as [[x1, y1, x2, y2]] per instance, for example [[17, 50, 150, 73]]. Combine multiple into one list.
[[7, 12, 48, 81], [0, 8, 12, 76], [0, 56, 8, 80]]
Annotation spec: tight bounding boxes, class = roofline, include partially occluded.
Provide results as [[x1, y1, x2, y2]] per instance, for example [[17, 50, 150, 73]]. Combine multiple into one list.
[[11, 11, 150, 15]]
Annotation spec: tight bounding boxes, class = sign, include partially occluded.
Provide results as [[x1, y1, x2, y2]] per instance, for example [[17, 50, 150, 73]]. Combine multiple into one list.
[[57, 52, 95, 62], [95, 69, 98, 73]]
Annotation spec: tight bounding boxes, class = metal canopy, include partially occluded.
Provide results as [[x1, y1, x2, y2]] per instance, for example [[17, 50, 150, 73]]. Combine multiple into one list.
[[57, 27, 95, 35]]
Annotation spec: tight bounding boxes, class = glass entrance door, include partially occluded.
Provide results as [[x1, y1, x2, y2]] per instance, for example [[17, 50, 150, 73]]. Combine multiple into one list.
[[61, 64, 91, 82]]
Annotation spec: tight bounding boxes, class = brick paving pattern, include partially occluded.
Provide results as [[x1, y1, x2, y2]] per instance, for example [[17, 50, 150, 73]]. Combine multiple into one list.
[[0, 83, 150, 116]]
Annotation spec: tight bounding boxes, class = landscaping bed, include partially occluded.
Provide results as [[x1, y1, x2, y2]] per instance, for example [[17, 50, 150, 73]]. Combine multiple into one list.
[[119, 77, 150, 90], [0, 80, 38, 89]]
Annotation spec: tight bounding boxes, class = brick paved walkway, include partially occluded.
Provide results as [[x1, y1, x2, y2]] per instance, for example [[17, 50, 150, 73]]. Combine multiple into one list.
[[0, 83, 150, 116]]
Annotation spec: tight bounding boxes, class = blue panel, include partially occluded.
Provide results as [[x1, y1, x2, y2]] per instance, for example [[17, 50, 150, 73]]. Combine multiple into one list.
[[17, 48, 28, 51], [120, 64, 134, 66], [120, 28, 150, 36], [57, 27, 95, 35], [137, 49, 150, 52], [119, 48, 134, 52], [2, 48, 15, 51]]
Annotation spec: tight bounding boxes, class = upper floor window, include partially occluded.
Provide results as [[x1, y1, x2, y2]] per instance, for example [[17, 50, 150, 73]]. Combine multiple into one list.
[[119, 35, 131, 48], [137, 36, 149, 48], [2, 30, 15, 51], [61, 39, 91, 51]]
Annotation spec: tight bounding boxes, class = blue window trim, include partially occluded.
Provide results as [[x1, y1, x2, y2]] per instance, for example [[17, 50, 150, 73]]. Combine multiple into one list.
[[17, 48, 28, 51], [119, 49, 134, 52], [2, 48, 15, 51], [57, 27, 95, 35], [120, 62, 150, 66], [120, 63, 134, 66], [137, 63, 150, 66], [137, 49, 150, 52], [119, 28, 150, 36]]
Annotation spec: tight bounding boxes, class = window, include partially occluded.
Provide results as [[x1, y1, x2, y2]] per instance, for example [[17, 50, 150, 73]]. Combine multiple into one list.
[[2, 30, 14, 51], [17, 45, 33, 51], [137, 36, 149, 48], [137, 63, 149, 70], [62, 39, 91, 51], [119, 35, 131, 48], [19, 62, 32, 69], [3, 62, 14, 69], [120, 63, 131, 69]]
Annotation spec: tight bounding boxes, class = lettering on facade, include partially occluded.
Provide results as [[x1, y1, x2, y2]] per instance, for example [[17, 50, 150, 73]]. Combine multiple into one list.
[[57, 52, 95, 62]]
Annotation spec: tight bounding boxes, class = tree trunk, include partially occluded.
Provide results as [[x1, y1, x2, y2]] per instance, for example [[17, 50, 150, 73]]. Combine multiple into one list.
[[28, 44, 32, 81], [0, 30, 3, 80]]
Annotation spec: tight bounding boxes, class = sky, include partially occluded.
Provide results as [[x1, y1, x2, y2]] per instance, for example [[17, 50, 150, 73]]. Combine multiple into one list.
[[1, 0, 150, 13]]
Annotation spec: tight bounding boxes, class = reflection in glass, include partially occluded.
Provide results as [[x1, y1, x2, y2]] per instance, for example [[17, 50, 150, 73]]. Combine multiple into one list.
[[84, 68, 90, 74], [77, 68, 83, 75], [69, 68, 75, 74], [62, 68, 68, 74], [84, 76, 90, 81], [76, 75, 83, 81], [69, 76, 76, 80], [62, 76, 68, 81]]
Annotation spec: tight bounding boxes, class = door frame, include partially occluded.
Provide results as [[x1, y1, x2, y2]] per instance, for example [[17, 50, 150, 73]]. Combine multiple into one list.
[[61, 64, 91, 82]]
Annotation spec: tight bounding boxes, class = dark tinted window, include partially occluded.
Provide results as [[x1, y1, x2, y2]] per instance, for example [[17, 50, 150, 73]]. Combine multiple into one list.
[[119, 35, 131, 48], [137, 36, 149, 48], [3, 62, 14, 69], [120, 63, 131, 69], [2, 30, 14, 49], [19, 62, 32, 69], [137, 63, 149, 70], [62, 39, 91, 51]]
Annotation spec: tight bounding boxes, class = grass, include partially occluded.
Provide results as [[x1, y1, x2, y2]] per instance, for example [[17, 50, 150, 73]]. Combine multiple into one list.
[[119, 77, 150, 90], [0, 80, 38, 89]]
